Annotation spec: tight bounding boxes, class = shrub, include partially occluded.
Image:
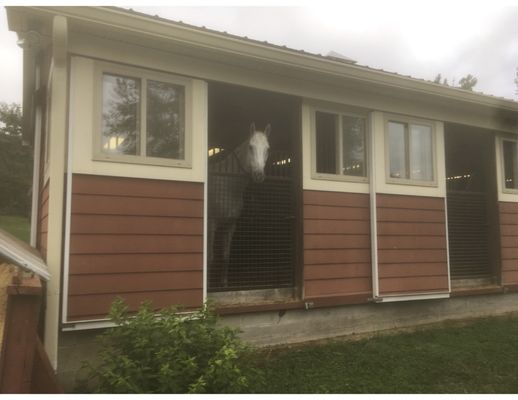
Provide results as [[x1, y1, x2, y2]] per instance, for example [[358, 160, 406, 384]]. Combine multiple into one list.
[[77, 299, 263, 394]]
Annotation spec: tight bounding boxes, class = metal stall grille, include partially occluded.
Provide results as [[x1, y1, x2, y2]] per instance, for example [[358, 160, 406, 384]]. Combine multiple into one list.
[[208, 150, 295, 292], [447, 190, 491, 279]]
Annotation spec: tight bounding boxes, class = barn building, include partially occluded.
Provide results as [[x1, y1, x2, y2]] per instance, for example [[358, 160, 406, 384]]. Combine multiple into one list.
[[6, 6, 518, 388]]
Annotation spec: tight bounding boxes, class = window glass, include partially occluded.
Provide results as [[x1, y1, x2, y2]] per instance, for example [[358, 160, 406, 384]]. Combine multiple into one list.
[[342, 115, 366, 177], [101, 74, 140, 155], [388, 121, 408, 179], [503, 140, 518, 189], [315, 111, 337, 174], [146, 80, 185, 160], [410, 124, 433, 181]]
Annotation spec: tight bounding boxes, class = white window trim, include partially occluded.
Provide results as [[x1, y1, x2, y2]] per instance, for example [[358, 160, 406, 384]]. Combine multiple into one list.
[[93, 61, 193, 168], [499, 135, 518, 195], [310, 104, 370, 184], [383, 114, 438, 188]]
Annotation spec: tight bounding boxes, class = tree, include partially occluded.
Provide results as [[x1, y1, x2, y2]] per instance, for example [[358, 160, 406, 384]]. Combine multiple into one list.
[[0, 102, 22, 136], [433, 73, 449, 86], [458, 74, 478, 91], [103, 76, 184, 159], [515, 67, 518, 95], [0, 102, 32, 216], [433, 73, 477, 90]]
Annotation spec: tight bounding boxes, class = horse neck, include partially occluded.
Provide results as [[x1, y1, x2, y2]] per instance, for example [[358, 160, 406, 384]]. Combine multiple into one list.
[[233, 140, 250, 174]]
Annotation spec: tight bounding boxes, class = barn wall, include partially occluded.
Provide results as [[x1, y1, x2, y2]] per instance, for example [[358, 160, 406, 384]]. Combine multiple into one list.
[[377, 194, 449, 295], [303, 190, 372, 300], [499, 201, 518, 286], [38, 181, 49, 261], [66, 174, 204, 321]]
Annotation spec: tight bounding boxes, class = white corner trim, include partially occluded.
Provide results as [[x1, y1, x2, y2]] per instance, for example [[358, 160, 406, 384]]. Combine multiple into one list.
[[44, 13, 68, 371], [444, 197, 452, 294], [375, 293, 450, 303], [62, 318, 115, 331], [61, 56, 74, 325], [369, 111, 380, 298], [61, 310, 198, 331]]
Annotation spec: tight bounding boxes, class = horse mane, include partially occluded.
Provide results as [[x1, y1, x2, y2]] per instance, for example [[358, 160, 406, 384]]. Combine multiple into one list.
[[208, 139, 250, 174]]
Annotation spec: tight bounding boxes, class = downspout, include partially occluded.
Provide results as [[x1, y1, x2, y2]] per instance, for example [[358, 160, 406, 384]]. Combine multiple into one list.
[[30, 67, 42, 248], [17, 32, 40, 246], [19, 32, 38, 145], [369, 112, 380, 301]]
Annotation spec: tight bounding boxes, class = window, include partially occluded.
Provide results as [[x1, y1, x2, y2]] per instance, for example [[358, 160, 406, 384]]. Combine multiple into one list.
[[314, 110, 367, 180], [95, 63, 191, 167], [502, 139, 518, 190], [386, 118, 434, 184]]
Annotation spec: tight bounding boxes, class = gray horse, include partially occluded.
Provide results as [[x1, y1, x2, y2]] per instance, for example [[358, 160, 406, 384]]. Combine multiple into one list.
[[208, 123, 271, 288]]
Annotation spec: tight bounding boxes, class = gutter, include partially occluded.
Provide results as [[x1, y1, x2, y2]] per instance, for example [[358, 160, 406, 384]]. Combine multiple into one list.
[[16, 31, 42, 247]]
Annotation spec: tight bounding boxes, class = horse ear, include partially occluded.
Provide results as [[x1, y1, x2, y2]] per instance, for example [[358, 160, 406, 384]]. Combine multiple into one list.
[[250, 122, 256, 137], [264, 124, 271, 137]]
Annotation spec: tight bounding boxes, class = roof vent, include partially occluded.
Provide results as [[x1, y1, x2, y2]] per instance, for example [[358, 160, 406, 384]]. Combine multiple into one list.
[[326, 51, 357, 64]]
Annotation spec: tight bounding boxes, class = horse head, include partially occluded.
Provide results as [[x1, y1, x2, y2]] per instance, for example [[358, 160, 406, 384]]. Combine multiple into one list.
[[246, 122, 271, 183]]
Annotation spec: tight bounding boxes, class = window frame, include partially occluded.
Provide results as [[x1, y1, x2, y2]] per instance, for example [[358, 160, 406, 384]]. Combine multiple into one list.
[[310, 105, 370, 183], [500, 135, 518, 194], [384, 114, 437, 187], [93, 61, 193, 168]]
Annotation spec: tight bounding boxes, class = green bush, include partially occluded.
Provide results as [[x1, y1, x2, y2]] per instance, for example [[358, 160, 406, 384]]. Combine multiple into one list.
[[78, 299, 263, 394]]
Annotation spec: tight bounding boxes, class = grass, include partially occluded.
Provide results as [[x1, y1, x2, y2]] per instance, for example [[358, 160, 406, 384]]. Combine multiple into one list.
[[254, 314, 518, 394], [0, 215, 30, 243]]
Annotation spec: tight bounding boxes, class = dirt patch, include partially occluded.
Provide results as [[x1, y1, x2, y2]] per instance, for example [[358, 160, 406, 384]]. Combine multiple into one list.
[[0, 263, 16, 348]]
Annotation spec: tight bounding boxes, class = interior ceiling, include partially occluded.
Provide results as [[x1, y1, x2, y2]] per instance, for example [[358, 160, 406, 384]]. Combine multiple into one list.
[[208, 82, 297, 152]]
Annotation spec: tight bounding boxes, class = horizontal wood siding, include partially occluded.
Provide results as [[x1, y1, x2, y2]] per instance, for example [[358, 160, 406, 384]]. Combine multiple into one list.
[[38, 181, 49, 260], [377, 194, 449, 295], [67, 174, 204, 321], [500, 202, 518, 286], [303, 190, 372, 299]]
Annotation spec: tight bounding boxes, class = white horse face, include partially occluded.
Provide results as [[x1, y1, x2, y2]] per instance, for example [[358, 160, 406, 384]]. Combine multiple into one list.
[[247, 123, 270, 183]]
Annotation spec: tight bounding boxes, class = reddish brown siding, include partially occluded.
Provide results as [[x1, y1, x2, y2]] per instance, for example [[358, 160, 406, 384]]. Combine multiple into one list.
[[67, 174, 204, 321], [499, 202, 518, 286], [38, 181, 49, 260], [377, 194, 449, 295], [303, 190, 372, 299]]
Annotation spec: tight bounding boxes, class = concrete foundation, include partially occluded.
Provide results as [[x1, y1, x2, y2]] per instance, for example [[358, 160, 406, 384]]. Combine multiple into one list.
[[223, 292, 518, 346], [57, 291, 518, 392]]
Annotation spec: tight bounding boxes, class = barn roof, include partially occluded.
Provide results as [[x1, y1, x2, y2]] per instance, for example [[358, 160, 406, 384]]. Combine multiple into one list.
[[0, 228, 50, 281], [6, 6, 518, 119], [114, 6, 517, 105]]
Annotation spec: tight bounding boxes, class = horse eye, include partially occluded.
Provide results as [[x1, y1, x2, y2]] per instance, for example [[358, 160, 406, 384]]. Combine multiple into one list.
[[249, 145, 253, 151]]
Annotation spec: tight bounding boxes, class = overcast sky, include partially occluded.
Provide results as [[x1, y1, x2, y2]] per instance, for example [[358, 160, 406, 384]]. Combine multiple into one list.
[[1, 2, 518, 104]]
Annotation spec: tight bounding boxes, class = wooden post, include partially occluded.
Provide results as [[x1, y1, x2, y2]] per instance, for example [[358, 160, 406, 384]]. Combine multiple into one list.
[[0, 275, 42, 393]]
